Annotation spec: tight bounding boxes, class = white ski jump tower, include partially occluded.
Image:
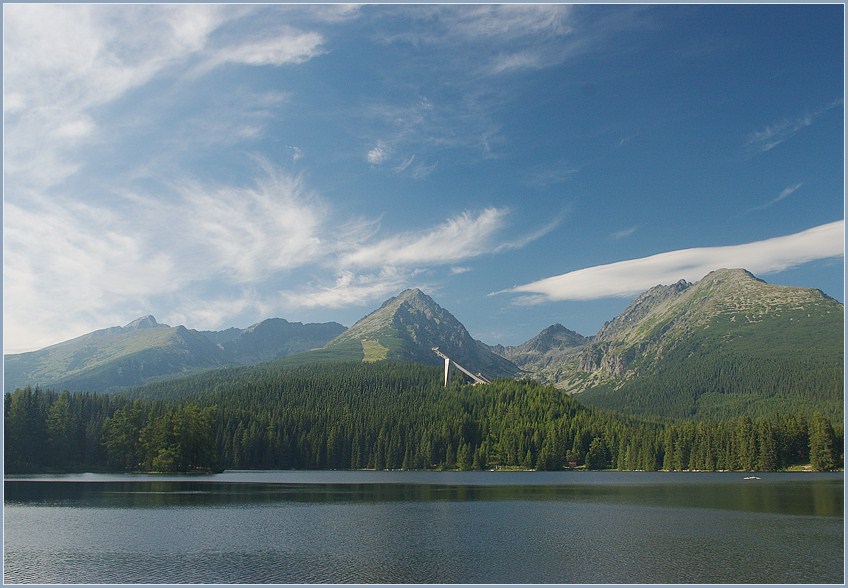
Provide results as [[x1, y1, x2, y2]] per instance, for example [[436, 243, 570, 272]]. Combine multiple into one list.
[[432, 347, 491, 387]]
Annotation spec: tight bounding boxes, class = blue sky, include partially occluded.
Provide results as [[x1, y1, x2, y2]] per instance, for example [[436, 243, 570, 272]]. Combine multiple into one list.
[[4, 4, 844, 353]]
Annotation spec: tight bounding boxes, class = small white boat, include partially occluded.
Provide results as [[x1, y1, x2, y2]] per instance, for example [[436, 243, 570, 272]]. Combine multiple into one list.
[[743, 476, 761, 480]]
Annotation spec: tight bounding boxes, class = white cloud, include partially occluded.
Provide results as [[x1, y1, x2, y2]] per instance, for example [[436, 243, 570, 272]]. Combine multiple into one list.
[[494, 211, 566, 253], [4, 164, 330, 351], [288, 146, 304, 161], [3, 4, 233, 190], [280, 206, 562, 312], [126, 165, 327, 283], [411, 160, 438, 180], [526, 161, 579, 187], [402, 5, 575, 45], [746, 101, 841, 154], [394, 154, 416, 173], [341, 208, 509, 268], [611, 226, 639, 240], [4, 5, 325, 193], [194, 28, 325, 75], [5, 157, 547, 350], [382, 5, 644, 79], [3, 193, 179, 351], [279, 268, 412, 309], [749, 182, 804, 212], [165, 288, 276, 334], [390, 154, 437, 179], [367, 140, 391, 165], [502, 220, 844, 302], [486, 51, 544, 75]]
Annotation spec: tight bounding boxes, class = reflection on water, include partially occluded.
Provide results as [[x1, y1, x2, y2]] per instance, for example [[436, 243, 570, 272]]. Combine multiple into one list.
[[4, 471, 843, 584]]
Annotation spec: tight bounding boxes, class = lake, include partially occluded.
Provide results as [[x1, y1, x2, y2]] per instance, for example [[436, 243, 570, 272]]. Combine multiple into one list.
[[4, 470, 843, 584]]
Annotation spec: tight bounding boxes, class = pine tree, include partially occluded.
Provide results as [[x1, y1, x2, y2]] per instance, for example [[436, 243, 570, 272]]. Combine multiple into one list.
[[585, 437, 609, 470], [809, 412, 836, 471], [456, 442, 471, 471]]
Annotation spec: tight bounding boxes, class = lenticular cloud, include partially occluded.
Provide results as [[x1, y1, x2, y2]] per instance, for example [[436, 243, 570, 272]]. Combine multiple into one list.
[[506, 220, 844, 302]]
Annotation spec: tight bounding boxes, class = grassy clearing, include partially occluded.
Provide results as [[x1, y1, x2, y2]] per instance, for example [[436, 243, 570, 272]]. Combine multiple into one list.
[[785, 464, 813, 472], [361, 339, 389, 362]]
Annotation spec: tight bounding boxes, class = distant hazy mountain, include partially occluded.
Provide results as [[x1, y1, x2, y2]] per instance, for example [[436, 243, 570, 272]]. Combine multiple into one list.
[[216, 318, 345, 364], [4, 316, 345, 392], [489, 324, 589, 382], [503, 269, 844, 419], [284, 288, 520, 379]]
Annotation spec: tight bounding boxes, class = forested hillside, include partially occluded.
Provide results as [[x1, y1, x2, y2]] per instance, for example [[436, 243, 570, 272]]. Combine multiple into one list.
[[517, 269, 843, 419], [5, 362, 842, 474]]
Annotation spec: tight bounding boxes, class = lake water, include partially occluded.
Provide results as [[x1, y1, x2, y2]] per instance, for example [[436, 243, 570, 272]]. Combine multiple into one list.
[[4, 470, 843, 584]]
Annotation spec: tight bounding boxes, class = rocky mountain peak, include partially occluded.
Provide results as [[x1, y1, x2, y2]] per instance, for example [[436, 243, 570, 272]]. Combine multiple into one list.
[[326, 288, 519, 378], [699, 268, 763, 287], [124, 315, 166, 330], [525, 324, 588, 352], [391, 288, 436, 310], [596, 278, 691, 341]]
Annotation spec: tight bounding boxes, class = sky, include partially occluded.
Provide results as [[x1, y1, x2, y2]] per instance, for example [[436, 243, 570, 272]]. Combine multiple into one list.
[[3, 3, 845, 353]]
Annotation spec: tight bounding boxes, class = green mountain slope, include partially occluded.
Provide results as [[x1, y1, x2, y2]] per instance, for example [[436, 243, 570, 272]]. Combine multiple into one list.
[[543, 269, 843, 419], [4, 316, 347, 392], [283, 289, 520, 379], [4, 317, 227, 392]]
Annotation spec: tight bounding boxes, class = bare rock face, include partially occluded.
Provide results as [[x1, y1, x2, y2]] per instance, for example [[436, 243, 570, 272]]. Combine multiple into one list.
[[124, 315, 164, 330], [596, 279, 691, 341], [577, 343, 628, 376]]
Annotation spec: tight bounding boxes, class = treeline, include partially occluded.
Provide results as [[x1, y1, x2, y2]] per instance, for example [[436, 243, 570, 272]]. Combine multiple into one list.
[[4, 387, 217, 473], [580, 351, 843, 420], [4, 362, 843, 474]]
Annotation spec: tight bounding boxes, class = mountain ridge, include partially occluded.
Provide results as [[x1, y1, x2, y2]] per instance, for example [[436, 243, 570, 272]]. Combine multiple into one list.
[[4, 316, 345, 392], [505, 268, 843, 418], [5, 269, 842, 420]]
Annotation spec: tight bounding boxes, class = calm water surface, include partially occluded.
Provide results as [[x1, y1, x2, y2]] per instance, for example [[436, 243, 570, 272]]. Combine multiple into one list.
[[4, 470, 843, 584]]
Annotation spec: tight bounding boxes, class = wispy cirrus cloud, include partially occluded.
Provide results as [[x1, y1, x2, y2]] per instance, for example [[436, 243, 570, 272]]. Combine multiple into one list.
[[356, 6, 581, 166], [4, 4, 231, 190], [192, 27, 325, 76], [746, 100, 841, 155], [525, 161, 580, 187], [4, 5, 341, 350], [4, 4, 326, 192], [748, 182, 804, 212], [610, 226, 639, 240], [6, 152, 548, 349], [3, 163, 330, 350], [341, 208, 509, 268], [357, 4, 650, 170], [278, 268, 415, 310], [500, 220, 844, 302], [279, 206, 559, 312], [494, 210, 567, 253]]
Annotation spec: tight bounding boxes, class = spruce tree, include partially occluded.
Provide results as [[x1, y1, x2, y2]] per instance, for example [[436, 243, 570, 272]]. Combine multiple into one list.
[[809, 412, 836, 471]]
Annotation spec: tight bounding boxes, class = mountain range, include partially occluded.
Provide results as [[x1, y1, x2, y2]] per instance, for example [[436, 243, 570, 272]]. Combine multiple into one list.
[[4, 316, 344, 392], [4, 268, 843, 419]]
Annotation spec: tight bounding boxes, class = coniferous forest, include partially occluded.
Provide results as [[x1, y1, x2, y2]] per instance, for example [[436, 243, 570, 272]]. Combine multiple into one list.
[[4, 361, 843, 474]]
